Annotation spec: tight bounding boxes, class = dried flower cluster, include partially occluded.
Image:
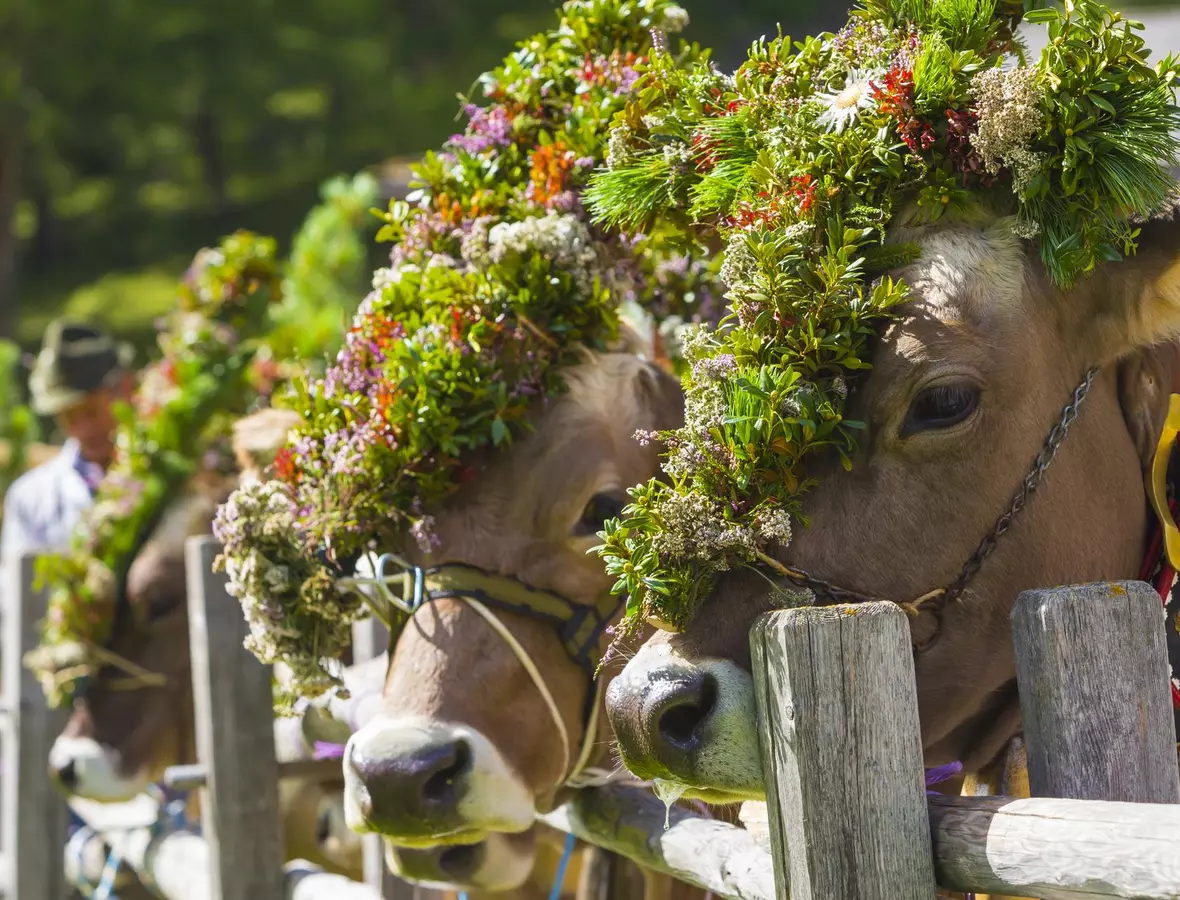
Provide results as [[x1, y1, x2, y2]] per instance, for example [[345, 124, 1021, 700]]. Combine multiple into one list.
[[29, 233, 281, 706], [213, 480, 362, 713], [970, 67, 1045, 192], [587, 0, 1180, 632]]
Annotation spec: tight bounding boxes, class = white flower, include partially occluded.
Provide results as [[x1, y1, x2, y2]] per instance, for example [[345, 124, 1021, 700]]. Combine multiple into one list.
[[661, 5, 690, 34], [814, 69, 879, 134]]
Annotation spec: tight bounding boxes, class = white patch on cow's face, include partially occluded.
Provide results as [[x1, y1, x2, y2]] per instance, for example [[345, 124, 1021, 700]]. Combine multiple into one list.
[[48, 736, 146, 802], [608, 642, 764, 804], [342, 715, 534, 845], [315, 793, 364, 870], [385, 832, 536, 892]]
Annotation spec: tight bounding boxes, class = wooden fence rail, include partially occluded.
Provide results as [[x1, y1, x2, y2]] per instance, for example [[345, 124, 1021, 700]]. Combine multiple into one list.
[[542, 783, 1180, 900]]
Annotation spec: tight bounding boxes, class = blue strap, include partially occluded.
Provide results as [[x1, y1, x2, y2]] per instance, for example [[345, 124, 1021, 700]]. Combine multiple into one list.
[[549, 831, 578, 900]]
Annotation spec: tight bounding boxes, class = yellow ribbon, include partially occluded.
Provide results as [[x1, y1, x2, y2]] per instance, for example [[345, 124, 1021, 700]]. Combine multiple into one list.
[[1148, 394, 1180, 572]]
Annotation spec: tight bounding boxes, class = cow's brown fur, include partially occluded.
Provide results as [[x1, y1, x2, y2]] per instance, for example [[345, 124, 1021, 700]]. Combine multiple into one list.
[[345, 352, 685, 846], [607, 205, 1180, 798]]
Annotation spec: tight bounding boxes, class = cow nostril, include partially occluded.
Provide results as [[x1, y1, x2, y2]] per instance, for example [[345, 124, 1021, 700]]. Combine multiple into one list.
[[54, 759, 78, 791], [421, 740, 471, 806], [315, 809, 332, 845], [437, 843, 481, 879], [657, 674, 718, 751]]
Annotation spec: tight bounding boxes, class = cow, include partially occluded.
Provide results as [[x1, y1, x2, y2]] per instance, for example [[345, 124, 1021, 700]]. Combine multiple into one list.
[[341, 349, 685, 846], [602, 201, 1180, 803]]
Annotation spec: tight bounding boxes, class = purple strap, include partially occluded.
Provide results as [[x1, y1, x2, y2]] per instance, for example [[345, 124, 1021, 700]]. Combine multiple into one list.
[[314, 741, 347, 760], [924, 760, 962, 794]]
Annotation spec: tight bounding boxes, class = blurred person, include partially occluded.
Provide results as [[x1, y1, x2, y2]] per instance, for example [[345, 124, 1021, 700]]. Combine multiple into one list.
[[1, 320, 134, 561]]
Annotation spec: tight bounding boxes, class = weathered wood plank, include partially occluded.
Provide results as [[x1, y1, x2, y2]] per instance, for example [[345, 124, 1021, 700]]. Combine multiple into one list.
[[750, 602, 936, 900], [1011, 582, 1180, 803], [186, 536, 285, 900], [929, 793, 1180, 899], [539, 783, 775, 900], [1, 552, 68, 900]]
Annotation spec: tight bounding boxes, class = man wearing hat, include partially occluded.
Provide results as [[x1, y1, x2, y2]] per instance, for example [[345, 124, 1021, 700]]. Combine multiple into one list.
[[1, 320, 135, 558]]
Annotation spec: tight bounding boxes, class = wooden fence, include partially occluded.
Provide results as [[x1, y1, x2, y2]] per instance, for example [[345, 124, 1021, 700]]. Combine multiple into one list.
[[8, 545, 1180, 899], [540, 580, 1180, 900]]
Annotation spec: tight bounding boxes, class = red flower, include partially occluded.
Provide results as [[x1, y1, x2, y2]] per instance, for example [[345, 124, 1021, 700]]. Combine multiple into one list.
[[871, 67, 914, 120], [450, 307, 464, 344], [273, 448, 298, 483], [791, 175, 817, 214]]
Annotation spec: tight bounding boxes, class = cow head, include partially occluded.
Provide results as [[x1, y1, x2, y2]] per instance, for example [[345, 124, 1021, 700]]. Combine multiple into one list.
[[342, 351, 683, 844], [605, 205, 1180, 802]]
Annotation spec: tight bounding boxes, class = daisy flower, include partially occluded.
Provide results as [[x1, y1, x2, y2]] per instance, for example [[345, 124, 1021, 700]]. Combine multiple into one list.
[[814, 69, 879, 134]]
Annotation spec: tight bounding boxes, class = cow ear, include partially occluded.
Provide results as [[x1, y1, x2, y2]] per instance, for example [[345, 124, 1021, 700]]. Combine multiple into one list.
[[1084, 202, 1180, 363], [635, 361, 684, 433], [1117, 346, 1178, 472]]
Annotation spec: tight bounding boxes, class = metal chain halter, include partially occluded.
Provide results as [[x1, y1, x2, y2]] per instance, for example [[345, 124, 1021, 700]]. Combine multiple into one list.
[[757, 366, 1102, 646]]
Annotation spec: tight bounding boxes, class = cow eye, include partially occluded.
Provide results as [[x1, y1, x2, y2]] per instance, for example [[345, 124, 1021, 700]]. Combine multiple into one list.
[[902, 383, 980, 437], [575, 492, 627, 536]]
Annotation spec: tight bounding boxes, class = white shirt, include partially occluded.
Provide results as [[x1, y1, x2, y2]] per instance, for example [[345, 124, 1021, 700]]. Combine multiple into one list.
[[1, 440, 97, 574]]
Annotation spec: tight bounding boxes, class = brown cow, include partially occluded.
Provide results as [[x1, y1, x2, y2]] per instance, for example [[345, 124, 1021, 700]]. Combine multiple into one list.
[[604, 202, 1180, 803], [341, 350, 685, 848]]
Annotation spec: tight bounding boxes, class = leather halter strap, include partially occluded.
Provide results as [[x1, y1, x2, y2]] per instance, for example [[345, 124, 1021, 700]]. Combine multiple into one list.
[[419, 564, 622, 675]]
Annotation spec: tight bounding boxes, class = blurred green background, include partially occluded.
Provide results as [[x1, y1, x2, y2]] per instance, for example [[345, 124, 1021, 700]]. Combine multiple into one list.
[[0, 0, 1176, 358], [0, 0, 851, 358]]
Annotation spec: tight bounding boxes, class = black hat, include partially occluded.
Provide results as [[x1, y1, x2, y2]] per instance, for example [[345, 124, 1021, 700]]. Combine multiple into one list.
[[27, 320, 134, 416]]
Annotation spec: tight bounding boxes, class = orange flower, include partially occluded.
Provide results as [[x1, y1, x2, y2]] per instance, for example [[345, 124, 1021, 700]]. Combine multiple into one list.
[[528, 141, 577, 206]]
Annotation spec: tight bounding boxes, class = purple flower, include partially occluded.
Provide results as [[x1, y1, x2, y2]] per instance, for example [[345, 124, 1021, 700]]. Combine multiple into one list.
[[410, 516, 441, 553], [448, 104, 514, 155]]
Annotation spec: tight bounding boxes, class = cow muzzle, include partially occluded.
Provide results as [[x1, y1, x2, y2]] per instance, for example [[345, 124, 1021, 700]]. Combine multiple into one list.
[[48, 736, 146, 802], [342, 716, 534, 844], [605, 641, 765, 803], [386, 829, 537, 891]]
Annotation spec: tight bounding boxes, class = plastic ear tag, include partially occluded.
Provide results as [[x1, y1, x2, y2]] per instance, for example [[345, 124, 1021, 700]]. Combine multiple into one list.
[[1148, 393, 1180, 571]]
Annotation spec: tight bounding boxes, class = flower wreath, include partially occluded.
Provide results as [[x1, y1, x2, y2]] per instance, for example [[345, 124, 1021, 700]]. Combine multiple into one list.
[[214, 0, 720, 711], [27, 232, 281, 707], [588, 0, 1180, 633]]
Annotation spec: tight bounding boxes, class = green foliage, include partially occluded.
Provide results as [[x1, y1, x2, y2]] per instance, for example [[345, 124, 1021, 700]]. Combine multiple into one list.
[[587, 0, 1180, 633], [269, 171, 381, 366], [1020, 2, 1180, 283], [0, 340, 38, 499], [28, 232, 281, 708]]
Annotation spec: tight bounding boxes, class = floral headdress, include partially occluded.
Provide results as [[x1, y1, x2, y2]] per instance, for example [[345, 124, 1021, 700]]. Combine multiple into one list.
[[589, 0, 1180, 632], [27, 233, 281, 707], [214, 0, 716, 709]]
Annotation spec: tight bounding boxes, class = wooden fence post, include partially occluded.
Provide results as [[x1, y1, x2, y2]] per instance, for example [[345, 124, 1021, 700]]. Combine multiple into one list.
[[1, 552, 68, 900], [1011, 581, 1180, 804], [750, 602, 936, 900], [186, 536, 285, 900]]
